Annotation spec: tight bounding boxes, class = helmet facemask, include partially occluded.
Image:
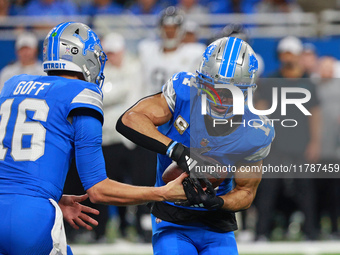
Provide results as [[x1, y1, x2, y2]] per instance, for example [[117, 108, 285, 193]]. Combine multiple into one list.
[[95, 50, 107, 88]]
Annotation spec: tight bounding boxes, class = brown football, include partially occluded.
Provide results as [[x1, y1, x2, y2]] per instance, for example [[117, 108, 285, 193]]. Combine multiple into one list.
[[162, 158, 226, 188]]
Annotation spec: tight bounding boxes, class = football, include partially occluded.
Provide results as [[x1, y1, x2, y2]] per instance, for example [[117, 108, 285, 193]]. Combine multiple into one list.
[[162, 158, 226, 188]]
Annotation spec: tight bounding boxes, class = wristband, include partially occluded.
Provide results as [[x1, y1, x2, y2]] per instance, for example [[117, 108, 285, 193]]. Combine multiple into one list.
[[166, 141, 178, 157]]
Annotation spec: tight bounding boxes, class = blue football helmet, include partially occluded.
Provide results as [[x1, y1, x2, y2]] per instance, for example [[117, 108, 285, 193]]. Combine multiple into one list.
[[43, 22, 107, 88], [197, 37, 258, 119]]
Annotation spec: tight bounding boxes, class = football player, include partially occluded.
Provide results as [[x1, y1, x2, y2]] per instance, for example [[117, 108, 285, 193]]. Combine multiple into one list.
[[117, 37, 275, 254], [0, 22, 186, 255], [138, 6, 205, 95]]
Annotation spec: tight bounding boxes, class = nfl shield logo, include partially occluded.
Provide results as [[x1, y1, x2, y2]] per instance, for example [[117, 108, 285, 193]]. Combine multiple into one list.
[[200, 138, 209, 147]]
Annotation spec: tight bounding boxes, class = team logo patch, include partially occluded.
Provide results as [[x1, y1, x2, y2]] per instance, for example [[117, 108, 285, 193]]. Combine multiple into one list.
[[248, 53, 258, 78], [202, 44, 217, 67], [174, 115, 189, 135], [73, 29, 100, 56], [71, 47, 79, 55], [200, 138, 209, 147]]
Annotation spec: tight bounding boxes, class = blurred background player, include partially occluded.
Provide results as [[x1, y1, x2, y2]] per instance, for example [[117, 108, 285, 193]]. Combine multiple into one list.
[[117, 37, 274, 254], [101, 32, 143, 240], [138, 6, 205, 96], [0, 31, 45, 91], [255, 35, 320, 241], [300, 43, 319, 78], [313, 56, 340, 239], [0, 21, 187, 255]]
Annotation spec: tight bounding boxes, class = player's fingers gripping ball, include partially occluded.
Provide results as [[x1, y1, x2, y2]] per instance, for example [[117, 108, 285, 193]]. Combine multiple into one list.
[[176, 177, 224, 210], [164, 141, 226, 188]]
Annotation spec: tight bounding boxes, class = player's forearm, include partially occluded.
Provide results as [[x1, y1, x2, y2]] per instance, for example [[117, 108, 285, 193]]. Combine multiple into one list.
[[121, 110, 171, 146], [88, 176, 187, 205], [220, 187, 257, 211], [220, 161, 262, 211], [116, 93, 174, 154], [87, 178, 167, 205]]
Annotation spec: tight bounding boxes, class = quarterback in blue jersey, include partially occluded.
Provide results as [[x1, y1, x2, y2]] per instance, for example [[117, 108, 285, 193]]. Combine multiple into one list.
[[0, 22, 186, 255], [117, 37, 275, 254]]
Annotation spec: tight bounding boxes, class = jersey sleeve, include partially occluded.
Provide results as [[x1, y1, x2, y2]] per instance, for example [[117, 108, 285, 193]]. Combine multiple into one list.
[[162, 72, 195, 114], [162, 77, 176, 113], [73, 113, 107, 191], [69, 85, 104, 121]]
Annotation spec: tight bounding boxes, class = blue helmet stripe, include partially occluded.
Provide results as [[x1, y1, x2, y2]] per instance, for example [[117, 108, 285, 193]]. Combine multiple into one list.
[[227, 38, 243, 78], [52, 22, 72, 61], [218, 37, 234, 77], [48, 23, 64, 61], [47, 26, 58, 61]]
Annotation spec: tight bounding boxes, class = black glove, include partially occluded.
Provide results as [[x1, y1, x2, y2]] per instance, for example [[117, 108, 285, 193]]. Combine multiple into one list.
[[166, 141, 191, 174], [166, 141, 221, 181], [175, 177, 224, 210]]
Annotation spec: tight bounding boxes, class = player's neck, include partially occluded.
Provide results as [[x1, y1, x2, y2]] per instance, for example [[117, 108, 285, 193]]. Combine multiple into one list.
[[59, 75, 81, 80], [59, 72, 85, 81]]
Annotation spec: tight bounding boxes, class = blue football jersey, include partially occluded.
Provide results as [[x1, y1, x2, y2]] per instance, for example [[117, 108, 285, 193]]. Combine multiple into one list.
[[0, 74, 105, 201], [158, 72, 275, 210]]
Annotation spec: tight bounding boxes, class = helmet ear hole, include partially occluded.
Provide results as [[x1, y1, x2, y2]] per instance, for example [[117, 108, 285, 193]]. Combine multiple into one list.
[[87, 59, 95, 68]]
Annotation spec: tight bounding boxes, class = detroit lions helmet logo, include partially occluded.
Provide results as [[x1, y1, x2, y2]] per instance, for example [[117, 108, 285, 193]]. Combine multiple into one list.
[[202, 44, 217, 67], [248, 53, 258, 78], [73, 30, 101, 56]]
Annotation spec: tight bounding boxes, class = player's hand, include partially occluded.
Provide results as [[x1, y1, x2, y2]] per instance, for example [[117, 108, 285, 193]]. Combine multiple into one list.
[[59, 194, 99, 230], [162, 172, 188, 202], [166, 141, 220, 179], [166, 141, 191, 174], [175, 177, 224, 210]]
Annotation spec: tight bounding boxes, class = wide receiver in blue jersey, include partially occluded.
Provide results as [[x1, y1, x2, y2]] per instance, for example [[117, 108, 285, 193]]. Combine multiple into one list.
[[117, 37, 275, 254], [0, 22, 187, 255]]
